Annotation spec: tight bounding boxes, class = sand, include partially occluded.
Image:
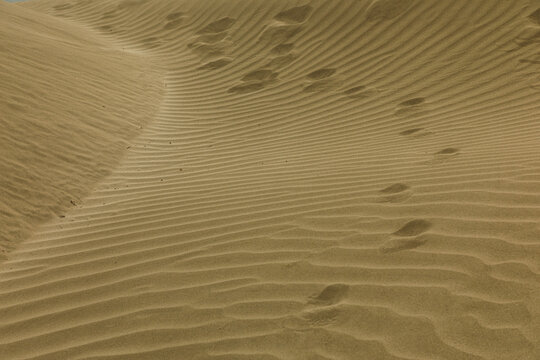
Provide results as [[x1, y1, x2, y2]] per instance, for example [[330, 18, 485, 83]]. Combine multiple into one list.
[[0, 0, 539, 359]]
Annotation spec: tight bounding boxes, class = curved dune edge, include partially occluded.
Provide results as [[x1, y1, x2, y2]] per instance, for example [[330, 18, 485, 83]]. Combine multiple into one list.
[[0, 1, 164, 258], [1, 0, 540, 359]]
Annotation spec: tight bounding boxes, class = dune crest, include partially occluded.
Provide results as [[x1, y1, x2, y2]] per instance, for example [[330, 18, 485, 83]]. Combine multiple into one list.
[[0, 0, 539, 359]]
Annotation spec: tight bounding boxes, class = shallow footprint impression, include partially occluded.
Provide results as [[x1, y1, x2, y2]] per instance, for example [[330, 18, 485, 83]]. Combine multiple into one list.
[[308, 284, 350, 306]]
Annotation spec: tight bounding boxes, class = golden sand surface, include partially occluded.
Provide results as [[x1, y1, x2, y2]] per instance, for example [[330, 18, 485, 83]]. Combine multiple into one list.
[[1, 0, 540, 359]]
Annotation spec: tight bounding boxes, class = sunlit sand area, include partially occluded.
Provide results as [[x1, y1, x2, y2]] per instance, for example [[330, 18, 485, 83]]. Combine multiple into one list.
[[1, 0, 540, 359]]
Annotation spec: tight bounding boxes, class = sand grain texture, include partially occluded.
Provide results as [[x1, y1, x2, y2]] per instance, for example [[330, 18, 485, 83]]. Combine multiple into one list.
[[1, 0, 540, 359]]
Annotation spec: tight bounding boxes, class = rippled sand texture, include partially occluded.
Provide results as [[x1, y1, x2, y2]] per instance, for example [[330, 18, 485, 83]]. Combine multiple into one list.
[[1, 0, 540, 359]]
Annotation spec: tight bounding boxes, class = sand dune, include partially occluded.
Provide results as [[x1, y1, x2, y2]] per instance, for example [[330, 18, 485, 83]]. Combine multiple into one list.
[[1, 0, 540, 359], [0, 1, 164, 256]]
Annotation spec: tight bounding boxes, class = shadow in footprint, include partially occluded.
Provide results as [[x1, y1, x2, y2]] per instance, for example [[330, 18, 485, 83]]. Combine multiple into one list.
[[519, 56, 540, 65], [271, 43, 294, 55], [303, 69, 342, 93], [275, 5, 313, 24], [378, 183, 411, 203], [380, 237, 428, 253], [228, 82, 265, 94], [101, 10, 117, 20], [400, 128, 423, 136], [99, 25, 114, 32], [436, 148, 459, 155], [198, 58, 233, 70], [380, 183, 409, 194], [188, 42, 227, 60], [198, 17, 236, 34], [426, 147, 459, 165], [399, 98, 425, 107], [529, 8, 540, 25], [166, 12, 183, 21], [266, 54, 296, 69], [395, 97, 427, 117], [343, 85, 379, 99], [259, 25, 302, 45], [393, 219, 432, 237], [514, 27, 540, 48], [307, 68, 337, 80], [308, 284, 349, 306], [164, 18, 184, 30], [400, 127, 433, 138]]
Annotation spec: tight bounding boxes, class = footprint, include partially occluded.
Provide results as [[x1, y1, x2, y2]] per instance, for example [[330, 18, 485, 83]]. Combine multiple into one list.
[[518, 57, 540, 65], [529, 8, 540, 25], [399, 128, 424, 136], [307, 68, 337, 80], [514, 26, 540, 48], [259, 25, 302, 45], [197, 58, 233, 70], [266, 54, 296, 69], [395, 97, 427, 117], [271, 43, 294, 55], [99, 25, 114, 32], [393, 219, 432, 237], [400, 127, 433, 138], [436, 147, 459, 155], [101, 10, 117, 20], [366, 0, 413, 22], [344, 85, 366, 96], [275, 5, 313, 24], [197, 17, 236, 34], [241, 69, 279, 82], [228, 82, 265, 94], [308, 284, 349, 306], [380, 237, 428, 253], [399, 97, 425, 107], [380, 183, 409, 194], [379, 183, 411, 203], [427, 147, 459, 165], [164, 18, 183, 30], [188, 42, 227, 60], [343, 85, 379, 99], [166, 12, 183, 21], [303, 68, 339, 92], [302, 307, 340, 327]]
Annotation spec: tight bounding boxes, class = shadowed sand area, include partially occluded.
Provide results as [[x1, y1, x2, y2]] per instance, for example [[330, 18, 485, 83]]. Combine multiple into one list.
[[1, 0, 540, 359]]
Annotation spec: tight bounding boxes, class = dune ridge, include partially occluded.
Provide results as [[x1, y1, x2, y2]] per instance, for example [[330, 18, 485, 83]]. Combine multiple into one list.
[[1, 0, 540, 359]]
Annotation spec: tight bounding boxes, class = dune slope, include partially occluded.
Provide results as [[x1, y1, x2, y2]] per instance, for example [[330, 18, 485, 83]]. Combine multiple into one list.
[[0, 1, 163, 257], [1, 0, 540, 359]]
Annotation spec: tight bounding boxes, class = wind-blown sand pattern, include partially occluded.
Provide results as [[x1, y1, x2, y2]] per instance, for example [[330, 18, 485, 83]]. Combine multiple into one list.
[[1, 0, 540, 359]]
